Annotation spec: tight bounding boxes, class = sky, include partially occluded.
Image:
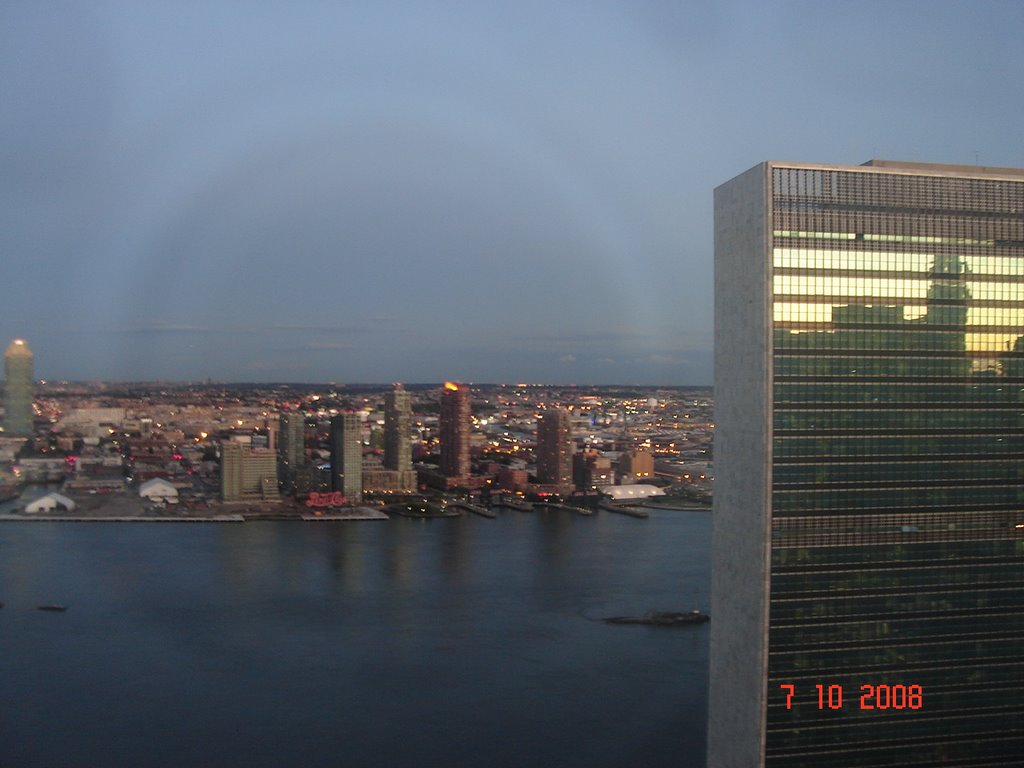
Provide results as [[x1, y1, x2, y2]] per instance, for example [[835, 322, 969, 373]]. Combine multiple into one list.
[[3, 1, 1024, 385]]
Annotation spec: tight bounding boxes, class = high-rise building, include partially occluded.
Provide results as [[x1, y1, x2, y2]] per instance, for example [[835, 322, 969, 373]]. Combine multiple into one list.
[[4, 338, 34, 436], [617, 447, 654, 483], [709, 161, 1024, 767], [330, 412, 362, 501], [536, 408, 572, 487], [221, 442, 279, 502], [384, 384, 412, 472], [439, 382, 470, 480], [278, 411, 306, 491]]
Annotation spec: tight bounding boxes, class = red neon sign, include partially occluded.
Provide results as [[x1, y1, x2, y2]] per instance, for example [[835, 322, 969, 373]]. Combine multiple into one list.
[[305, 491, 347, 508]]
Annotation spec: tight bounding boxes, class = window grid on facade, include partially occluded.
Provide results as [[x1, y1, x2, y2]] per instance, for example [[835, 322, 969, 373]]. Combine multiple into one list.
[[764, 165, 1024, 766]]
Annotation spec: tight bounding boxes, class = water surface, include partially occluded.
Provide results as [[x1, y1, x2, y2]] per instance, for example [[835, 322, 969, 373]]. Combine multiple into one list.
[[0, 509, 709, 767]]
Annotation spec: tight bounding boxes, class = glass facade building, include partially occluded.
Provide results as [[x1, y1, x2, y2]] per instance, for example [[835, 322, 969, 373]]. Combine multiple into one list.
[[330, 412, 363, 501], [709, 161, 1024, 767]]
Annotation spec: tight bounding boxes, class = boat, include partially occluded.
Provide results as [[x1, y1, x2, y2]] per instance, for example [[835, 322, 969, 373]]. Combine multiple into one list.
[[495, 497, 533, 512], [37, 605, 67, 612], [602, 610, 708, 626]]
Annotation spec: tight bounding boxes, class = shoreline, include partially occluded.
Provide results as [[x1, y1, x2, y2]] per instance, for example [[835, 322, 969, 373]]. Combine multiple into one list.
[[0, 488, 706, 523]]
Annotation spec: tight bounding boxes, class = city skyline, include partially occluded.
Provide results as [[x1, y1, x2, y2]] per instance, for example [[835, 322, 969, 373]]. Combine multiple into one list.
[[3, 3, 1024, 384]]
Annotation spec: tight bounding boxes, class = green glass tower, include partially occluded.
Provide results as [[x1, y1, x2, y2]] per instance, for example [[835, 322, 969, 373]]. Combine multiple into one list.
[[4, 338, 34, 436], [710, 161, 1024, 767]]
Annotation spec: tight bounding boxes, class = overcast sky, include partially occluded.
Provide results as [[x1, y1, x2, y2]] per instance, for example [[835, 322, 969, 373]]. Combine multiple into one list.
[[3, 1, 1023, 385]]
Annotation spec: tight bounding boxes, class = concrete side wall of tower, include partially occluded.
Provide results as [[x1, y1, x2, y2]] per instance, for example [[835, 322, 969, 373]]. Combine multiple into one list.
[[707, 162, 773, 768]]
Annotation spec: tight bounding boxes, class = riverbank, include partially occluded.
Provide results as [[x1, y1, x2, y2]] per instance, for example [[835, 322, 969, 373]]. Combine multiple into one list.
[[0, 487, 687, 523]]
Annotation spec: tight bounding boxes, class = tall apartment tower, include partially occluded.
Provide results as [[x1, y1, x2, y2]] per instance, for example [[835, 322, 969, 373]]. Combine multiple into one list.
[[221, 442, 280, 502], [384, 384, 412, 472], [709, 161, 1024, 767], [278, 410, 306, 490], [4, 338, 34, 436], [535, 408, 572, 487], [330, 412, 362, 501], [439, 382, 470, 479]]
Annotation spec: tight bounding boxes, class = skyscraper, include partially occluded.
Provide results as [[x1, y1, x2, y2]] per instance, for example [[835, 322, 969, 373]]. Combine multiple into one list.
[[439, 382, 470, 480], [278, 410, 306, 492], [384, 384, 412, 472], [709, 161, 1024, 767], [330, 412, 362, 501], [4, 338, 34, 436], [536, 408, 572, 488]]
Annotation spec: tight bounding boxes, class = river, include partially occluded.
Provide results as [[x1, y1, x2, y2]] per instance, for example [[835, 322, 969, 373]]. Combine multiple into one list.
[[0, 507, 709, 768]]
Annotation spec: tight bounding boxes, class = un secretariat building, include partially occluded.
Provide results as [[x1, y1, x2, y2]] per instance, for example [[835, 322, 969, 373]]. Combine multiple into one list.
[[709, 160, 1024, 767]]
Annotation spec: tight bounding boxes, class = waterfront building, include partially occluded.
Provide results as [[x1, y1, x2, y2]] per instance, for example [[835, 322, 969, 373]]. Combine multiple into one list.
[[221, 442, 279, 502], [709, 160, 1024, 767], [330, 412, 362, 501], [535, 408, 573, 488], [379, 384, 417, 492], [3, 338, 34, 436], [572, 449, 613, 491], [439, 382, 471, 480], [496, 465, 529, 492], [617, 447, 654, 483], [384, 384, 412, 472], [278, 410, 306, 492]]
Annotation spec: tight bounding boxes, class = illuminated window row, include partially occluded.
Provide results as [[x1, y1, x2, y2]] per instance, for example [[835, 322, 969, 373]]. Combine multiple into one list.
[[774, 248, 1024, 277], [774, 230, 998, 247], [774, 357, 1006, 378], [774, 332, 1012, 354], [773, 275, 1024, 302], [774, 302, 1024, 328]]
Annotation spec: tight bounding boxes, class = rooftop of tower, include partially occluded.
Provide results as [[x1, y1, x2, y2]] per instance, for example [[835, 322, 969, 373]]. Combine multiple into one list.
[[861, 159, 1024, 177], [5, 339, 32, 357]]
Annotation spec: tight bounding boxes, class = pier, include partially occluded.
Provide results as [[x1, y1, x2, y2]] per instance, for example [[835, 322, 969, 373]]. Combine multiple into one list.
[[597, 502, 649, 519], [302, 507, 388, 521], [534, 502, 593, 516], [451, 502, 497, 519]]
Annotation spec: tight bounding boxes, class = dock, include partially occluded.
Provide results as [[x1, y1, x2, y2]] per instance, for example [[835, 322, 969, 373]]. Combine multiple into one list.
[[301, 507, 388, 521], [494, 501, 533, 512], [534, 502, 593, 516], [451, 502, 497, 519], [597, 502, 649, 519]]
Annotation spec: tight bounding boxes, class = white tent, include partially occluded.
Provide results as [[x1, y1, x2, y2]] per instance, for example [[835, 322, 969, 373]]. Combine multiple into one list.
[[139, 478, 179, 501], [25, 492, 77, 513], [602, 484, 665, 501]]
